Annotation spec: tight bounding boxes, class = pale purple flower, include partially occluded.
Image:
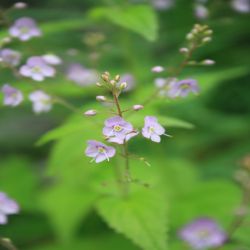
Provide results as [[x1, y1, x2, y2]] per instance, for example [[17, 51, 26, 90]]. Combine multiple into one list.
[[151, 0, 174, 10], [142, 116, 166, 143], [168, 79, 199, 98], [103, 116, 137, 144], [2, 84, 23, 107], [154, 78, 167, 88], [85, 140, 115, 163], [66, 63, 98, 86], [119, 73, 135, 92], [152, 65, 164, 73], [0, 192, 19, 224], [9, 17, 41, 41], [20, 56, 55, 81], [42, 54, 62, 65], [179, 218, 227, 249], [231, 0, 250, 13], [29, 90, 52, 113], [0, 49, 21, 66], [194, 4, 209, 19]]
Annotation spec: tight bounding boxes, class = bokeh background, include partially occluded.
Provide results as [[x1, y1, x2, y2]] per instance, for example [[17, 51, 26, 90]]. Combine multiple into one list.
[[0, 0, 250, 249]]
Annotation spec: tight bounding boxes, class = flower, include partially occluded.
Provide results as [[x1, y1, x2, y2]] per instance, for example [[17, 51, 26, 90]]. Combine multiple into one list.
[[133, 104, 144, 111], [13, 2, 27, 9], [167, 78, 199, 98], [151, 65, 164, 73], [231, 0, 250, 13], [142, 116, 166, 143], [0, 48, 21, 66], [66, 63, 98, 86], [85, 140, 115, 163], [0, 192, 19, 224], [20, 56, 55, 81], [194, 4, 209, 20], [9, 17, 41, 41], [151, 0, 174, 10], [96, 95, 107, 102], [84, 109, 97, 116], [179, 218, 227, 249], [154, 78, 168, 88], [42, 54, 62, 65], [2, 84, 23, 107], [201, 59, 215, 65], [103, 116, 137, 144], [29, 90, 52, 113], [119, 73, 135, 92]]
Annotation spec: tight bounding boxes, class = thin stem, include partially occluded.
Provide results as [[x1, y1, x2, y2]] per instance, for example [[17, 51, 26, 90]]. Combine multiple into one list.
[[0, 237, 18, 250]]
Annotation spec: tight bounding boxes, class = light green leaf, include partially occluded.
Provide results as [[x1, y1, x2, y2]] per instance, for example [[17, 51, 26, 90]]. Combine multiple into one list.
[[40, 184, 97, 242], [96, 190, 168, 250], [89, 5, 158, 41]]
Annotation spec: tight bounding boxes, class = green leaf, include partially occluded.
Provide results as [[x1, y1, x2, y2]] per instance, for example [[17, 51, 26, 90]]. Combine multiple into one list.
[[89, 5, 158, 41], [40, 184, 97, 242], [96, 189, 168, 250]]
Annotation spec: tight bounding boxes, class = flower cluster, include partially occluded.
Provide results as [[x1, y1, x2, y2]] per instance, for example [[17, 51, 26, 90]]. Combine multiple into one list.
[[0, 192, 19, 225], [85, 72, 169, 163]]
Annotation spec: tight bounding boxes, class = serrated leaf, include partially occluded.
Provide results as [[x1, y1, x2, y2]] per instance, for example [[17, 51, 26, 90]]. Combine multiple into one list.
[[89, 5, 158, 41], [96, 190, 168, 250]]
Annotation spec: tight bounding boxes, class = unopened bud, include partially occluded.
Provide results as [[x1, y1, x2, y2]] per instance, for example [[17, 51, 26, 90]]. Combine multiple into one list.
[[110, 80, 116, 86], [84, 109, 97, 116], [179, 47, 189, 54], [186, 33, 194, 40], [204, 29, 213, 36], [96, 95, 106, 102], [13, 2, 27, 9], [96, 82, 102, 87], [115, 75, 120, 81], [151, 65, 164, 73], [202, 59, 215, 65], [101, 72, 110, 82], [133, 104, 144, 111], [120, 82, 127, 90], [202, 37, 212, 43]]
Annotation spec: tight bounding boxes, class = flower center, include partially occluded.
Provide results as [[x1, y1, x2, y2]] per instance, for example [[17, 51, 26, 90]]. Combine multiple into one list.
[[113, 125, 122, 132], [197, 229, 211, 239], [180, 83, 190, 89], [20, 27, 29, 34], [98, 147, 106, 153], [32, 66, 41, 73], [149, 126, 155, 133]]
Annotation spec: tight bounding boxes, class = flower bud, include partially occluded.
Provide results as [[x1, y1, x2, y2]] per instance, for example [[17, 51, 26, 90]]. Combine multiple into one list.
[[186, 33, 194, 40], [110, 80, 116, 86], [96, 82, 102, 87], [120, 82, 127, 90], [202, 59, 215, 65], [101, 72, 110, 82], [179, 47, 189, 54], [151, 66, 164, 73], [133, 104, 144, 111], [96, 95, 106, 102], [202, 37, 212, 43], [115, 75, 120, 81], [204, 29, 213, 36], [84, 109, 97, 116], [13, 2, 27, 9]]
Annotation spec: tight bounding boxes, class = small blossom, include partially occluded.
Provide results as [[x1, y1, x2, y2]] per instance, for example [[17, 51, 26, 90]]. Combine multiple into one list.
[[154, 78, 168, 88], [0, 192, 19, 225], [168, 79, 199, 98], [13, 2, 27, 9], [9, 17, 41, 41], [66, 63, 98, 86], [103, 116, 137, 144], [84, 109, 97, 116], [151, 0, 174, 10], [133, 104, 144, 111], [201, 59, 215, 65], [179, 218, 227, 249], [20, 56, 55, 81], [119, 73, 135, 92], [29, 90, 52, 113], [85, 140, 115, 163], [0, 48, 21, 67], [151, 65, 164, 73], [2, 84, 23, 107], [119, 82, 127, 90], [231, 0, 250, 13], [142, 116, 166, 143], [42, 54, 62, 65], [96, 95, 106, 102], [179, 47, 189, 54], [194, 4, 209, 19]]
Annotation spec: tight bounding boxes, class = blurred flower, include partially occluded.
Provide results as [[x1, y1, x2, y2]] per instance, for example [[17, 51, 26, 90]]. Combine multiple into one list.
[[231, 0, 250, 13], [194, 4, 209, 19], [13, 2, 27, 9], [66, 63, 98, 86], [9, 17, 41, 41], [1, 84, 23, 107], [84, 109, 97, 116], [168, 78, 199, 98], [20, 56, 55, 81], [154, 78, 168, 88], [96, 95, 107, 102], [152, 65, 164, 73], [119, 73, 135, 92], [0, 48, 21, 67], [133, 104, 144, 111], [85, 140, 116, 163], [151, 0, 174, 10], [103, 116, 137, 144], [0, 192, 19, 224], [42, 54, 62, 65], [142, 116, 166, 143], [29, 90, 52, 113], [179, 218, 227, 249], [201, 59, 215, 65]]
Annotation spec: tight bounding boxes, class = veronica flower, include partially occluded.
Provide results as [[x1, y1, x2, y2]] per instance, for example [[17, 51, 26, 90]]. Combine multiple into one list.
[[167, 79, 199, 98], [9, 17, 41, 41], [29, 90, 52, 113], [66, 63, 98, 86], [85, 140, 115, 163], [142, 116, 168, 143], [119, 73, 135, 92], [20, 56, 55, 81], [179, 218, 227, 249], [231, 0, 250, 13], [2, 84, 23, 107], [103, 116, 137, 144], [42, 54, 62, 65], [0, 49, 21, 67], [194, 4, 209, 19], [0, 192, 19, 224], [151, 0, 174, 10]]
